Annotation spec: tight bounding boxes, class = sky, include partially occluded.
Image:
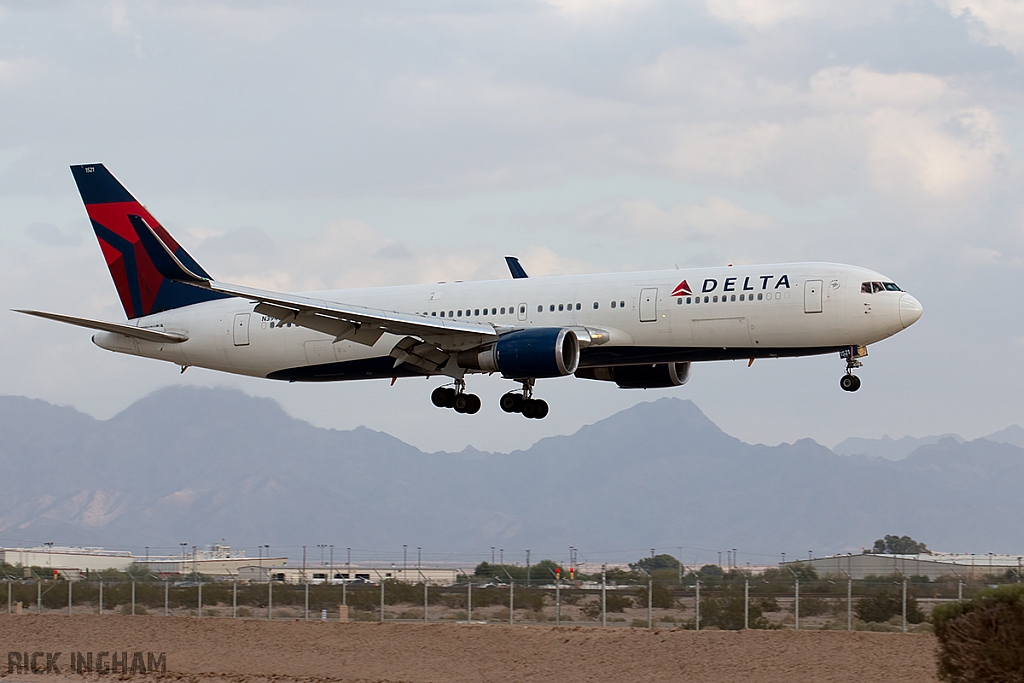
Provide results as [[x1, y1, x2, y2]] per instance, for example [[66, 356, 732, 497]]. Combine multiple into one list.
[[1, 0, 1023, 454]]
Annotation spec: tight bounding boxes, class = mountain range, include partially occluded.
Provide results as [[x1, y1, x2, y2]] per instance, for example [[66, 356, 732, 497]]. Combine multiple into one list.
[[0, 386, 1021, 564]]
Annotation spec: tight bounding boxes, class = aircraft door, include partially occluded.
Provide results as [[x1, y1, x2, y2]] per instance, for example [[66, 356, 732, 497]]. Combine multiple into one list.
[[517, 303, 527, 322], [804, 280, 823, 314], [639, 288, 657, 322], [233, 313, 251, 346]]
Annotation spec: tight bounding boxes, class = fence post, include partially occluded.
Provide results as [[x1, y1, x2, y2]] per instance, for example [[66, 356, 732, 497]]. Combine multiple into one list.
[[555, 576, 561, 626], [695, 580, 700, 631], [342, 578, 346, 607], [744, 579, 749, 629], [233, 580, 237, 618], [268, 580, 273, 620], [99, 579, 104, 615], [68, 580, 72, 616], [37, 580, 41, 614], [164, 581, 168, 617], [794, 578, 799, 630], [132, 580, 136, 616], [379, 581, 385, 623], [7, 580, 11, 614], [601, 565, 606, 627], [901, 579, 907, 633], [647, 579, 653, 629], [304, 581, 309, 621], [958, 580, 963, 601], [198, 579, 203, 618], [424, 579, 429, 624], [467, 579, 472, 622], [847, 579, 852, 630]]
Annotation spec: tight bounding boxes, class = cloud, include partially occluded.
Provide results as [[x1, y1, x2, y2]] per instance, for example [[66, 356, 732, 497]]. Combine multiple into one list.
[[579, 197, 773, 241], [946, 0, 1024, 53], [24, 222, 82, 248], [105, 0, 144, 58]]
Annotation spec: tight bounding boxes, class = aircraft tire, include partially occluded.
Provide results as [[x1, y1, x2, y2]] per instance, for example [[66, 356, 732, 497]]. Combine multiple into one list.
[[454, 394, 470, 413], [465, 394, 482, 414], [521, 399, 539, 419], [534, 400, 549, 419], [840, 375, 861, 392], [500, 392, 520, 413], [431, 387, 449, 408], [443, 388, 458, 408]]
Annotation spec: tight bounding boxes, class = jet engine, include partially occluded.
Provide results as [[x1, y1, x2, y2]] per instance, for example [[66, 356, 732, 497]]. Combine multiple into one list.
[[459, 328, 580, 378], [575, 362, 691, 389]]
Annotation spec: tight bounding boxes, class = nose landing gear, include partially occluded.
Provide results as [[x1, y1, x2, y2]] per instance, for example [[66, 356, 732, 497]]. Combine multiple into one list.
[[430, 381, 481, 414], [840, 353, 863, 392], [499, 379, 549, 419]]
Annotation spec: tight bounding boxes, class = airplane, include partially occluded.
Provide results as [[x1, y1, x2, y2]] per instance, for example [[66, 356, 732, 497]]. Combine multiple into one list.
[[17, 164, 923, 419]]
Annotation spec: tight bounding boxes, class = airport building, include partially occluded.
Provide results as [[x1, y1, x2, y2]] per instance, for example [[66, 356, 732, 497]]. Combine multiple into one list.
[[786, 552, 1024, 580], [0, 546, 135, 577], [138, 545, 288, 578], [238, 565, 461, 585]]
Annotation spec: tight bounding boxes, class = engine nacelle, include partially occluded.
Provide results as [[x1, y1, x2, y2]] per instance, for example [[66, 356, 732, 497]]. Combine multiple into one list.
[[459, 328, 580, 378], [575, 362, 691, 389]]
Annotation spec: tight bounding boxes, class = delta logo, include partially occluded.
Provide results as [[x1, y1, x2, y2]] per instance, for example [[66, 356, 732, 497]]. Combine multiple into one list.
[[670, 280, 692, 297]]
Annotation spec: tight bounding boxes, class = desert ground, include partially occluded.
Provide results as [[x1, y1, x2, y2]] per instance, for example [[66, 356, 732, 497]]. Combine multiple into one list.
[[0, 614, 939, 683]]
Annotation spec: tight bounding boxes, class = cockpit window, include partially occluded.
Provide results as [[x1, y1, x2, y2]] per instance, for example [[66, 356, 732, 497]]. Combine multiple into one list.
[[863, 281, 903, 293], [862, 282, 872, 294], [872, 282, 884, 293], [883, 282, 901, 291]]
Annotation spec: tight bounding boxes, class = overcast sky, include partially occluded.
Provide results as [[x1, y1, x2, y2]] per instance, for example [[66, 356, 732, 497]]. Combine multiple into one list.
[[1, 0, 1022, 453]]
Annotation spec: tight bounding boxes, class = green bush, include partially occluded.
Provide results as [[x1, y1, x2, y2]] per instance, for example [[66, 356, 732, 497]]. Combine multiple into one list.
[[580, 593, 632, 619], [855, 587, 924, 624], [700, 594, 770, 630], [635, 583, 674, 609], [933, 584, 1024, 683]]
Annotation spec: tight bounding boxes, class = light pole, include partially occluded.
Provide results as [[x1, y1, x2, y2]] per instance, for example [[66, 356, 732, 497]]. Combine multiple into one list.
[[318, 544, 327, 567], [525, 550, 531, 586], [330, 546, 334, 578], [491, 547, 495, 565], [404, 545, 408, 575], [180, 543, 187, 560], [499, 548, 503, 566], [417, 547, 421, 570]]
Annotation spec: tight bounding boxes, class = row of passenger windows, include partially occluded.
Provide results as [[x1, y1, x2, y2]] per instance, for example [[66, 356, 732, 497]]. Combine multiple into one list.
[[416, 301, 630, 319], [677, 292, 779, 304]]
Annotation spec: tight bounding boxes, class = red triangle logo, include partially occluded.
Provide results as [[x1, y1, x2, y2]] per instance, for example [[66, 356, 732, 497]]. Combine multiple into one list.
[[671, 280, 691, 297]]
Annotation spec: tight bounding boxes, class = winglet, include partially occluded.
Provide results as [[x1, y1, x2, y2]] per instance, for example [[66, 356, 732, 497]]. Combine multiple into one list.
[[127, 214, 209, 285], [505, 256, 529, 279]]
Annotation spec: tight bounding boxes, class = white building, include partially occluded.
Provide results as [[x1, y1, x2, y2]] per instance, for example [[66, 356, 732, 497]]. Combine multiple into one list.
[[238, 565, 461, 585], [787, 552, 1024, 580], [0, 546, 135, 574]]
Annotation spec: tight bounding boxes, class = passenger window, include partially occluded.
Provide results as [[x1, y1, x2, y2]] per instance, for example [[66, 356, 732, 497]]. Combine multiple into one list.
[[431, 312, 436, 316], [492, 308, 497, 314], [695, 297, 700, 304], [677, 298, 682, 305], [270, 322, 275, 328], [550, 304, 555, 311], [519, 305, 525, 314], [474, 309, 480, 316], [731, 295, 736, 302], [704, 296, 709, 303], [757, 293, 763, 301], [686, 297, 691, 304], [611, 301, 616, 308], [458, 310, 463, 317], [713, 296, 718, 303], [449, 311, 453, 317], [558, 304, 564, 311], [739, 294, 744, 301], [620, 301, 625, 308], [576, 303, 581, 311], [440, 311, 445, 317], [593, 302, 599, 309], [537, 305, 542, 313]]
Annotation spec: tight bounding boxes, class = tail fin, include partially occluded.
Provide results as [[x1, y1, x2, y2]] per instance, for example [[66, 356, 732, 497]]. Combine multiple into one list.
[[70, 164, 228, 319]]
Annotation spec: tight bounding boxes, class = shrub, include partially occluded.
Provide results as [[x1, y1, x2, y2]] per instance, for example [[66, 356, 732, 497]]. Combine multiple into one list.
[[700, 594, 770, 630], [635, 583, 674, 609], [855, 587, 924, 624], [932, 584, 1024, 683], [793, 596, 832, 617]]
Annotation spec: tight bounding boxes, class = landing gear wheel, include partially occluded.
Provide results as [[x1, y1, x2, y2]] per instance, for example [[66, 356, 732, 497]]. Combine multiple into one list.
[[453, 394, 470, 413], [442, 387, 457, 408], [534, 399, 549, 419], [500, 392, 522, 413], [840, 374, 861, 392], [431, 387, 449, 408], [521, 399, 539, 419], [465, 394, 482, 414]]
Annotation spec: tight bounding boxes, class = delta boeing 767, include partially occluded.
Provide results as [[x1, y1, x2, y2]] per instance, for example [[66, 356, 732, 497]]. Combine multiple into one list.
[[17, 165, 923, 419]]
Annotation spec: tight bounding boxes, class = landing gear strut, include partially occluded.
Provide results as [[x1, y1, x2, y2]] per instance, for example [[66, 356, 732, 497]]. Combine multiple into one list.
[[840, 357, 862, 392], [430, 381, 481, 414], [499, 379, 549, 419]]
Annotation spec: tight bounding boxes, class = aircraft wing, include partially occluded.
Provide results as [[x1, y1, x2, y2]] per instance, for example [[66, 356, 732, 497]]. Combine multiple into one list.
[[127, 214, 499, 349], [13, 310, 188, 343]]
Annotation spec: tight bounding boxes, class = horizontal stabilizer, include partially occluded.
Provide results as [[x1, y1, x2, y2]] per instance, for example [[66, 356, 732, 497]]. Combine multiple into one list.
[[14, 310, 188, 343]]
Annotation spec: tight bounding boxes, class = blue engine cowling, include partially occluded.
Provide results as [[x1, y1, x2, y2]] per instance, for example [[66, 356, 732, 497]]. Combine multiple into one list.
[[575, 362, 691, 388], [463, 328, 580, 379]]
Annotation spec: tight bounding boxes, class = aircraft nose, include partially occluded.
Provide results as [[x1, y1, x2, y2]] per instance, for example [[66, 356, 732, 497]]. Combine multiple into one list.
[[899, 294, 923, 328]]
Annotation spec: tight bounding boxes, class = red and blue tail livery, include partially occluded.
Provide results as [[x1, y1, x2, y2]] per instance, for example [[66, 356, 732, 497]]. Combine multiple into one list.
[[70, 164, 227, 319]]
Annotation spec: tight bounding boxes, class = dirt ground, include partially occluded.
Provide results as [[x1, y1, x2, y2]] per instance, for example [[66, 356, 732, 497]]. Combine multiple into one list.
[[0, 614, 939, 683]]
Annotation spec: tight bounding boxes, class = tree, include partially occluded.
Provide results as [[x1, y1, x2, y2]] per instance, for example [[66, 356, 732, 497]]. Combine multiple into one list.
[[871, 535, 929, 555], [933, 584, 1024, 682], [630, 554, 680, 573]]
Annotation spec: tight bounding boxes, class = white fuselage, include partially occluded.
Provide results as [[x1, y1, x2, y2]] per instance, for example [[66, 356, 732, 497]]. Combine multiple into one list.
[[93, 262, 922, 382]]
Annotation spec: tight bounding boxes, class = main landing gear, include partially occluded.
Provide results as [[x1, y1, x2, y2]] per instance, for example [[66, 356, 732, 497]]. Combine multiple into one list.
[[500, 379, 549, 419], [431, 382, 481, 414]]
